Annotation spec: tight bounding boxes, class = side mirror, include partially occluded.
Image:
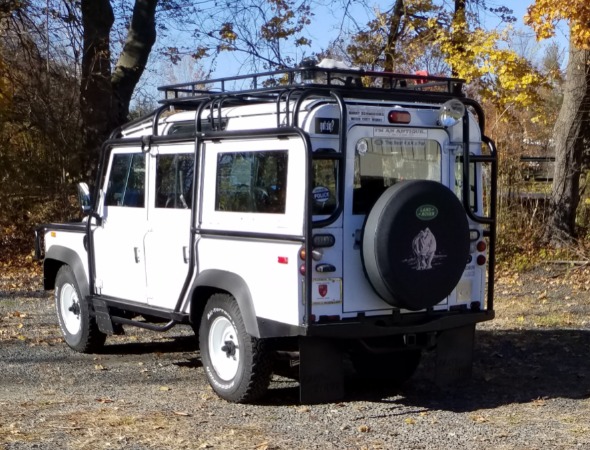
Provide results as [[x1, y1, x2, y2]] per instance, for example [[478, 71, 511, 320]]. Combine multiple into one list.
[[77, 182, 92, 215]]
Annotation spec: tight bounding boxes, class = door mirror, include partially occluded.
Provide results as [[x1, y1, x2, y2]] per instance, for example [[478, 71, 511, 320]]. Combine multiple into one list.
[[77, 182, 92, 215]]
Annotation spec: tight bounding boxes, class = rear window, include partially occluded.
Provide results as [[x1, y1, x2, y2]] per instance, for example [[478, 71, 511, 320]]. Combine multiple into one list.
[[353, 137, 441, 214]]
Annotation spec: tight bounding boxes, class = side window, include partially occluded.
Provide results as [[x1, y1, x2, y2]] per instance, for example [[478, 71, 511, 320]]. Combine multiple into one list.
[[155, 154, 194, 208], [215, 150, 288, 213], [455, 155, 477, 212], [311, 159, 338, 215], [105, 153, 145, 207]]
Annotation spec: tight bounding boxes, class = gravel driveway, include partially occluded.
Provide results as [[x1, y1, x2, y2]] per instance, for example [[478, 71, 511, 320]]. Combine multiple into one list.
[[1, 268, 589, 449]]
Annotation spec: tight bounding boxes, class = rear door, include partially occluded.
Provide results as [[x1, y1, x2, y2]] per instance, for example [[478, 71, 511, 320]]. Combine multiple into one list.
[[144, 144, 194, 309], [343, 125, 449, 313]]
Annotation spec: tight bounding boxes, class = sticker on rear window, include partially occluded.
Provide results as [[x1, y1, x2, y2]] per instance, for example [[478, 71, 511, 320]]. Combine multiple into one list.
[[373, 127, 428, 138]]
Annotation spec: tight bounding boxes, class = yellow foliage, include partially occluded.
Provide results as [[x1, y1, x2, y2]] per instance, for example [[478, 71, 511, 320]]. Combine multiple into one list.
[[525, 0, 590, 49], [348, 2, 553, 122], [433, 23, 550, 122]]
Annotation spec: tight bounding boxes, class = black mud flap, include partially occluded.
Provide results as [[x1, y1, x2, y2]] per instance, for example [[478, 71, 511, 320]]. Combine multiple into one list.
[[299, 337, 344, 404], [435, 324, 475, 387], [93, 298, 116, 335]]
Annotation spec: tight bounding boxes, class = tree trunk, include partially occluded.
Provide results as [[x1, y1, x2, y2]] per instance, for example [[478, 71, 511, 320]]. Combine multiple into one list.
[[546, 36, 590, 244], [111, 0, 158, 126], [384, 0, 405, 73], [80, 0, 158, 170], [451, 0, 466, 77], [80, 0, 115, 164]]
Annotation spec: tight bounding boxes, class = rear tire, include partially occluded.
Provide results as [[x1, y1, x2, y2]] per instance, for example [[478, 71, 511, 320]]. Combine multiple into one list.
[[362, 180, 470, 310], [199, 294, 272, 403], [55, 265, 106, 353]]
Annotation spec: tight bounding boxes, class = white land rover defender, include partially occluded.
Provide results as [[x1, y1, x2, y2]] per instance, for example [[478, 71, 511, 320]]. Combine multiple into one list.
[[35, 61, 497, 404]]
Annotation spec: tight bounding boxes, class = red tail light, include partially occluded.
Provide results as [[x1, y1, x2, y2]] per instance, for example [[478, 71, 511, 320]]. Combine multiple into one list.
[[388, 110, 411, 124]]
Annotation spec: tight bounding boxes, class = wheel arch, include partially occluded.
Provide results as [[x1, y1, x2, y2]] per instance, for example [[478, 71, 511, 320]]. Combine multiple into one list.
[[43, 246, 89, 298], [188, 270, 260, 338]]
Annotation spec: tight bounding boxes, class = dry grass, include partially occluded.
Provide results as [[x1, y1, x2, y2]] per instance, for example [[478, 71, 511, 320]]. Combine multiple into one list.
[[490, 266, 590, 330]]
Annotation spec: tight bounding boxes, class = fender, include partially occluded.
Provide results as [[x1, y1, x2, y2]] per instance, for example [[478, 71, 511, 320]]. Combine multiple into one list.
[[44, 246, 90, 298], [189, 269, 260, 338]]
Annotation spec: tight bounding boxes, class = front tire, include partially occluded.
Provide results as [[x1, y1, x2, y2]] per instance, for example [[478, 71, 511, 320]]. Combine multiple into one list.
[[199, 294, 272, 403], [55, 265, 106, 353]]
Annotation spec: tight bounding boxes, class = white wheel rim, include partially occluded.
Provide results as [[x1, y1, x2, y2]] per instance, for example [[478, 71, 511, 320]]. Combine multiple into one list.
[[208, 316, 240, 381], [59, 283, 81, 335]]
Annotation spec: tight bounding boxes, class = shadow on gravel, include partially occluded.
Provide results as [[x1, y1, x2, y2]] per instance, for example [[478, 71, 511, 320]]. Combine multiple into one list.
[[65, 327, 590, 410], [383, 329, 590, 413], [100, 335, 198, 356], [259, 329, 590, 408]]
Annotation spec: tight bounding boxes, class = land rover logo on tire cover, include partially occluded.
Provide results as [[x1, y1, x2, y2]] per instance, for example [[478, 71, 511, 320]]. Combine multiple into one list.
[[416, 204, 438, 220]]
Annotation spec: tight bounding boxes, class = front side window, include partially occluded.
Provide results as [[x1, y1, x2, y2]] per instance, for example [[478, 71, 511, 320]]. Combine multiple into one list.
[[155, 154, 194, 208], [105, 153, 146, 207], [353, 137, 441, 214], [215, 150, 288, 213]]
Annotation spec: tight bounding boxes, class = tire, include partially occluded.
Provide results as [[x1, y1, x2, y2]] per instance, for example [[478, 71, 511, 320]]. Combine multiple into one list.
[[351, 348, 422, 386], [362, 180, 470, 310], [199, 294, 272, 403], [55, 265, 106, 353]]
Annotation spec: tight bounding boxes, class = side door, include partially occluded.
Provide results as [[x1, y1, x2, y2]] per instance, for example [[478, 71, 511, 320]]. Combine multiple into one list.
[[93, 148, 148, 302], [144, 144, 194, 309]]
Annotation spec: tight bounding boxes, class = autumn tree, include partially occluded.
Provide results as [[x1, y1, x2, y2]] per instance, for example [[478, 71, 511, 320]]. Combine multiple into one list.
[[343, 1, 548, 119], [526, 1, 590, 244], [179, 0, 313, 72], [345, 0, 445, 73]]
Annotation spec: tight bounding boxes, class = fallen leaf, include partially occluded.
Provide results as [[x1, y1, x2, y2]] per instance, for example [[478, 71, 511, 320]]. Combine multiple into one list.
[[173, 411, 191, 416], [358, 424, 370, 432], [404, 418, 415, 425], [94, 364, 107, 371], [159, 386, 171, 391]]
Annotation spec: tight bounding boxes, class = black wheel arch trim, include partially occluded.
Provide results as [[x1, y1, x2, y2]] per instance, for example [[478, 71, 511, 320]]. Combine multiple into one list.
[[44, 245, 89, 298], [190, 269, 260, 338]]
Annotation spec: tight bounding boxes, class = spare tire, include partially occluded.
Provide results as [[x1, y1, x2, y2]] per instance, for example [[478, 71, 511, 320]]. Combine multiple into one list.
[[362, 180, 469, 310]]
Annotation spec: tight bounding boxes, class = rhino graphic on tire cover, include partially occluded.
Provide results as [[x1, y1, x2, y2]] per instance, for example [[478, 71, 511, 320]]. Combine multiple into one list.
[[412, 228, 436, 270]]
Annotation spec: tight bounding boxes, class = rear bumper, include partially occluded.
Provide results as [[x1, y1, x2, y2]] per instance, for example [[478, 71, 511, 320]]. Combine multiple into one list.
[[306, 310, 495, 339]]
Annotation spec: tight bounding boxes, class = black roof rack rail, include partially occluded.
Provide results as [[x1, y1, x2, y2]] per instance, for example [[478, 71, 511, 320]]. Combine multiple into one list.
[[158, 66, 465, 104]]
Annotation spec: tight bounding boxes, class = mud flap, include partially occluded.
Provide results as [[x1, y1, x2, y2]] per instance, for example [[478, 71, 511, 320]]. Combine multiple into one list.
[[435, 324, 475, 387], [93, 298, 116, 335], [299, 337, 344, 404]]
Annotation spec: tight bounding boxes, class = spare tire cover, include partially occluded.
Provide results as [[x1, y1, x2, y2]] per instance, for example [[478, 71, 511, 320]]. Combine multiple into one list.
[[362, 180, 469, 310]]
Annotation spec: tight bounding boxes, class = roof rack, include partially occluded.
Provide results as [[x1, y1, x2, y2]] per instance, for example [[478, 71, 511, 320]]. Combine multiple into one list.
[[158, 64, 465, 104]]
